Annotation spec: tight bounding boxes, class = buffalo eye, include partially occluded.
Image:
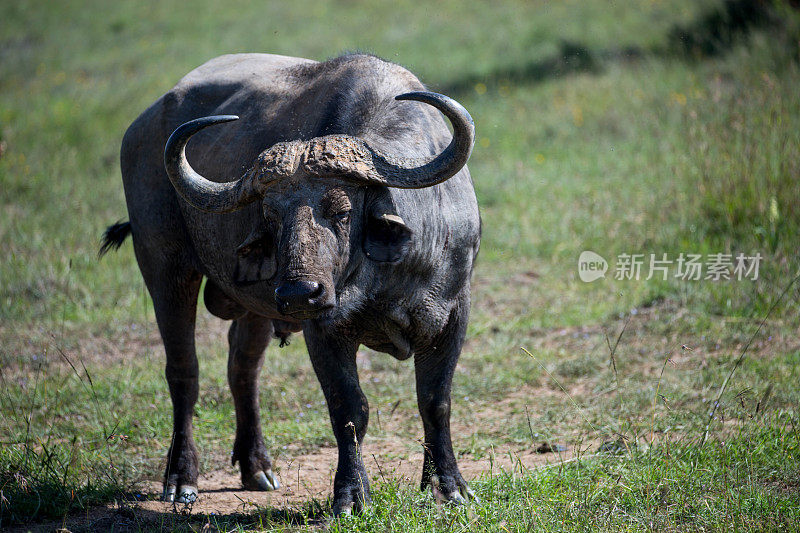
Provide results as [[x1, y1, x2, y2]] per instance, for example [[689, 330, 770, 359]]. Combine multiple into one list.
[[321, 189, 352, 226], [333, 210, 351, 224]]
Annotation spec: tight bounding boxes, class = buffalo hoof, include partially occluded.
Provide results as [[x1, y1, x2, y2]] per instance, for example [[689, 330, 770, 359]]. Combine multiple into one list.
[[335, 503, 353, 517], [333, 500, 365, 518], [248, 469, 280, 491], [430, 475, 478, 505], [332, 485, 370, 517], [162, 484, 198, 504]]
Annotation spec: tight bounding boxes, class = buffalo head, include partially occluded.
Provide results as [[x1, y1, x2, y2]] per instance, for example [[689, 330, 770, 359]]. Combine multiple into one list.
[[163, 92, 473, 319]]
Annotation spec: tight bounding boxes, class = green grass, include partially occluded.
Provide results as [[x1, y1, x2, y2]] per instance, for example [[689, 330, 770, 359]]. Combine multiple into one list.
[[2, 0, 800, 530], [168, 421, 800, 532], [327, 423, 800, 532]]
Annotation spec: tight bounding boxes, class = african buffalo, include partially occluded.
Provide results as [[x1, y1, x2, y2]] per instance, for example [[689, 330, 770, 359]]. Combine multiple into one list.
[[102, 52, 480, 514]]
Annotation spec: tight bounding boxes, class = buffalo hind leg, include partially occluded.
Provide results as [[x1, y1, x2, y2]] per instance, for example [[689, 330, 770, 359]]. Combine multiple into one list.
[[304, 323, 369, 515], [146, 268, 203, 504], [228, 313, 279, 491], [415, 297, 476, 503]]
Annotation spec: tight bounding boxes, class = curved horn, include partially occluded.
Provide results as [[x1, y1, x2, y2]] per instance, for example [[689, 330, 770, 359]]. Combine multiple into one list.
[[301, 91, 475, 189], [164, 115, 265, 213]]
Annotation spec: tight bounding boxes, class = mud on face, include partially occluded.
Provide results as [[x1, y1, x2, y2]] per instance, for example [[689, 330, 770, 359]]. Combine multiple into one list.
[[260, 179, 360, 319]]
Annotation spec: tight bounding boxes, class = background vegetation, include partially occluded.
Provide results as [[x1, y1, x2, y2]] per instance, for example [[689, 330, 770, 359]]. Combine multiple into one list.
[[1, 0, 799, 530]]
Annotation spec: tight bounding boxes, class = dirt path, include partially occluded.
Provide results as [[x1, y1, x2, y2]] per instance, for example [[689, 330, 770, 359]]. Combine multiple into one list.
[[12, 441, 574, 532], [142, 442, 571, 513]]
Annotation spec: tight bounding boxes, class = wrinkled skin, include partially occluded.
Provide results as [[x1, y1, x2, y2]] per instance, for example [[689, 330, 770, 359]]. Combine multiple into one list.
[[116, 53, 480, 514]]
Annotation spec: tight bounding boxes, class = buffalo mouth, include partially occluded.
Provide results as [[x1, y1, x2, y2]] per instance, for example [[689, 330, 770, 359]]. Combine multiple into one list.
[[279, 304, 335, 321], [274, 279, 335, 319]]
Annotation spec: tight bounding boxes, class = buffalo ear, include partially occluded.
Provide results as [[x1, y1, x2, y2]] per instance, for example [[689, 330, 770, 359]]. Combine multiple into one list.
[[363, 213, 412, 263]]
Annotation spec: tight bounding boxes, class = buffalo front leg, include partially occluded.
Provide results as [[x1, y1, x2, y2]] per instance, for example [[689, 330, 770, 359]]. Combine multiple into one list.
[[228, 313, 279, 491], [304, 324, 369, 515], [146, 269, 203, 504], [415, 298, 476, 504]]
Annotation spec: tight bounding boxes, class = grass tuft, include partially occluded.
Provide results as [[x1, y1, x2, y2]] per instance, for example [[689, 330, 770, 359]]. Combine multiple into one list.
[[0, 444, 120, 526]]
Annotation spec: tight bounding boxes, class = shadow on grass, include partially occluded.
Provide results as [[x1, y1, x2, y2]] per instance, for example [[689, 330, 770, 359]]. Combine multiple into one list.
[[0, 456, 122, 529], [666, 0, 776, 59], [438, 0, 789, 96], [436, 39, 606, 96], [108, 504, 325, 533], [7, 492, 328, 533]]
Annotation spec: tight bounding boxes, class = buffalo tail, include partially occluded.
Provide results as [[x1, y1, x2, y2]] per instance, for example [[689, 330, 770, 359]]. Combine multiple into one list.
[[99, 221, 132, 257]]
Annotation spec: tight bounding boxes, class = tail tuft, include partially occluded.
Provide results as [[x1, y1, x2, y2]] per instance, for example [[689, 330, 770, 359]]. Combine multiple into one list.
[[99, 221, 132, 258]]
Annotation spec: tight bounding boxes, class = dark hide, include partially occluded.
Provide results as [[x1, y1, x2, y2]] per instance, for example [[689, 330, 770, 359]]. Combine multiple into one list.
[[109, 52, 480, 513]]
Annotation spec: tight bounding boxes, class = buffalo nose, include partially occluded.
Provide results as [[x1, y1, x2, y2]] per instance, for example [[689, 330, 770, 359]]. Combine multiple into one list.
[[274, 280, 326, 315]]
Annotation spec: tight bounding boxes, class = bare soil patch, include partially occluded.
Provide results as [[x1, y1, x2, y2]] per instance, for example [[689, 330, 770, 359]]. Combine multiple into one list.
[[7, 301, 796, 531], [9, 437, 577, 532]]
